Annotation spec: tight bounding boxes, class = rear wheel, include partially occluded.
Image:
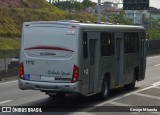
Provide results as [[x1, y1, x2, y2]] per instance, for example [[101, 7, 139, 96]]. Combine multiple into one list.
[[100, 77, 110, 100]]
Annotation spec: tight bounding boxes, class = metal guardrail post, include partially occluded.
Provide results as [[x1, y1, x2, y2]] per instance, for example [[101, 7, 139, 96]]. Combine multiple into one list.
[[0, 71, 1, 81], [3, 50, 7, 77]]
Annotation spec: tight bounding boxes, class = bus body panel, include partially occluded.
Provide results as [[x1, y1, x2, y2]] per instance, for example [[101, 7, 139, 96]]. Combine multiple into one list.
[[19, 22, 82, 94], [19, 21, 146, 96]]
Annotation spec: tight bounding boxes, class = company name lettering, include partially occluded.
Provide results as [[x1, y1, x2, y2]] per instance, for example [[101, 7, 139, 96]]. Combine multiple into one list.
[[48, 70, 71, 76], [40, 52, 56, 56]]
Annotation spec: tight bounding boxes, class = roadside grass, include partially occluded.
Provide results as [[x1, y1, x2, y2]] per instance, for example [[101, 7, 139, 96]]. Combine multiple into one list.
[[0, 37, 20, 59], [0, 37, 20, 50]]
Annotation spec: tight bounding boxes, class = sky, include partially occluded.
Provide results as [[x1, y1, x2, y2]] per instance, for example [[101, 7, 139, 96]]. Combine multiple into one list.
[[47, 0, 160, 9], [150, 0, 160, 9]]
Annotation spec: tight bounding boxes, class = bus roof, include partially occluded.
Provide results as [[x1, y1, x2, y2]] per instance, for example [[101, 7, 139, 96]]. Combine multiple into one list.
[[23, 21, 145, 31]]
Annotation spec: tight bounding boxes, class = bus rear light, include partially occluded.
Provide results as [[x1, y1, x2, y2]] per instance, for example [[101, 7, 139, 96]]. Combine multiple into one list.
[[72, 26, 77, 28], [71, 65, 79, 83], [19, 62, 24, 79]]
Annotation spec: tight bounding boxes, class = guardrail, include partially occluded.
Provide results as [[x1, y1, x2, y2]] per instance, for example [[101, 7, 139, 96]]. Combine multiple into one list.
[[0, 69, 18, 80], [147, 40, 160, 56], [0, 49, 19, 80]]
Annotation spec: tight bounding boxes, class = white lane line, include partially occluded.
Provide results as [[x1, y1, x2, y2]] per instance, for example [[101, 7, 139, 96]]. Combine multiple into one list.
[[152, 81, 160, 86], [110, 102, 139, 115], [111, 101, 133, 106], [71, 81, 160, 114], [134, 93, 160, 100], [154, 87, 160, 89], [69, 79, 160, 115], [154, 64, 160, 67], [69, 80, 160, 115], [0, 80, 17, 85], [0, 100, 13, 105]]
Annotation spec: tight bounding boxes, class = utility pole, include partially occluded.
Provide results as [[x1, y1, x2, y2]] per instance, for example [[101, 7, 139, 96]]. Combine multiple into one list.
[[97, 0, 101, 23], [49, 0, 52, 4]]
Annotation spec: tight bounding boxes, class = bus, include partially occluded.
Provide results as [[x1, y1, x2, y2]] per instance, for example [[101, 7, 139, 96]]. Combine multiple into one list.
[[19, 20, 147, 99]]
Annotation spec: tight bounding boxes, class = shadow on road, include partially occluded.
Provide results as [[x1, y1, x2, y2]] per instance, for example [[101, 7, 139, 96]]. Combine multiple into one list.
[[19, 87, 141, 112]]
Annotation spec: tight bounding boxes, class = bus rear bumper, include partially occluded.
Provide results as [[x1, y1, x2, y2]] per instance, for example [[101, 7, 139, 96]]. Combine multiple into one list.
[[18, 78, 81, 94]]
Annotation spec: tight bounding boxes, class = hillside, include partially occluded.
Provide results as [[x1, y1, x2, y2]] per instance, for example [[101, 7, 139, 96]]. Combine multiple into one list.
[[0, 0, 97, 38], [0, 0, 60, 9]]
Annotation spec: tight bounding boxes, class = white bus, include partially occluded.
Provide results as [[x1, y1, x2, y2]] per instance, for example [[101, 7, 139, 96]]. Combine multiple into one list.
[[19, 20, 147, 99]]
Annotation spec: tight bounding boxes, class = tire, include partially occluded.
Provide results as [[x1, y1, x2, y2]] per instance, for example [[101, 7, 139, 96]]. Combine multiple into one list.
[[100, 77, 110, 100]]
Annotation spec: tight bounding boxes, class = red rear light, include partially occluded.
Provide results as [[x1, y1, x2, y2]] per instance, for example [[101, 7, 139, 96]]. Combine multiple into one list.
[[19, 62, 24, 79], [72, 26, 76, 28], [71, 65, 79, 83]]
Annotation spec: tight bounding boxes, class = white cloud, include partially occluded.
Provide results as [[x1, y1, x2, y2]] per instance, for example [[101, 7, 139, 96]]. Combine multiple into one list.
[[150, 0, 160, 9]]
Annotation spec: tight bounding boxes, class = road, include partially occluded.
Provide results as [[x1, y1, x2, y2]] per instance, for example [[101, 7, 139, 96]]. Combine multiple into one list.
[[0, 55, 160, 115]]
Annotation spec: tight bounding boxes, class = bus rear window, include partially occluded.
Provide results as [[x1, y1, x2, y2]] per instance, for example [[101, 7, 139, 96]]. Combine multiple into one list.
[[23, 26, 77, 51]]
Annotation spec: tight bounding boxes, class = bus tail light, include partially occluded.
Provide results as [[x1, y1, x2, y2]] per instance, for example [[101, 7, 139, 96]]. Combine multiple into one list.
[[19, 62, 24, 79], [71, 65, 79, 83]]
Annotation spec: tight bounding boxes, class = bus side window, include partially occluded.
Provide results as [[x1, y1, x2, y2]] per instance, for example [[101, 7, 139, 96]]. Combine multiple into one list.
[[101, 32, 114, 56], [83, 32, 88, 59], [124, 32, 139, 54]]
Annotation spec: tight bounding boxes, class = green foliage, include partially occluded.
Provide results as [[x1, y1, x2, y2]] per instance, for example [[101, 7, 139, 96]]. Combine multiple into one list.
[[0, 38, 20, 50], [0, 7, 97, 38], [74, 2, 84, 10], [22, 0, 30, 8], [0, 0, 98, 49], [54, 1, 85, 11], [108, 12, 132, 25], [0, 0, 63, 37], [64, 12, 97, 22], [82, 0, 94, 8], [146, 28, 160, 40]]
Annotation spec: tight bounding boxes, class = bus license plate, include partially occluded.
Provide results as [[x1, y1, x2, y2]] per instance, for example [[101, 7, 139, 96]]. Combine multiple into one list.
[[40, 76, 55, 81]]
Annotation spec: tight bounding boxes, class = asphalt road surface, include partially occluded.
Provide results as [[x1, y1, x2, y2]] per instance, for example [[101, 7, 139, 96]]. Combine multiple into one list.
[[0, 55, 160, 115]]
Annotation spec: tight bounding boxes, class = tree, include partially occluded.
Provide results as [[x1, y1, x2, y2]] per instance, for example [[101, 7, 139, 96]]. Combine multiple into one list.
[[74, 2, 84, 10], [82, 0, 93, 8], [108, 12, 132, 25]]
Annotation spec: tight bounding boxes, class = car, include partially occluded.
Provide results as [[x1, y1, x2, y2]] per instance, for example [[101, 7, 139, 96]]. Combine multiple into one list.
[[8, 56, 19, 70]]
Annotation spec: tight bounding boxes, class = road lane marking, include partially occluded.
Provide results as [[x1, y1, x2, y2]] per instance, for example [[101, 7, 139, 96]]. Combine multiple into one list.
[[0, 100, 13, 105], [71, 81, 160, 113], [152, 81, 160, 86], [111, 101, 133, 106], [0, 80, 17, 86], [134, 93, 160, 100], [154, 64, 160, 67], [70, 81, 160, 114], [70, 80, 160, 114], [110, 102, 139, 114], [154, 86, 160, 89]]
